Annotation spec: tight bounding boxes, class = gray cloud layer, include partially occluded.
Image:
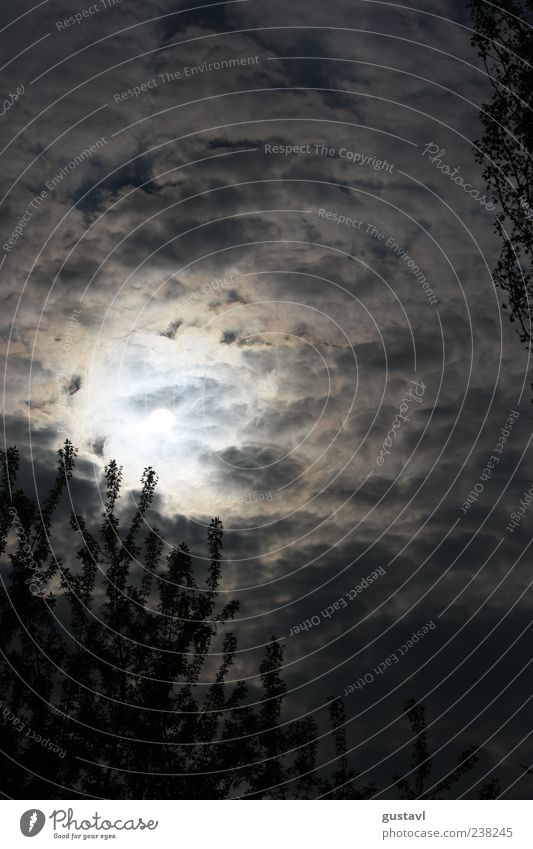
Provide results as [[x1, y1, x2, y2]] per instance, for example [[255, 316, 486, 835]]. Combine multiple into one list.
[[1, 0, 532, 796]]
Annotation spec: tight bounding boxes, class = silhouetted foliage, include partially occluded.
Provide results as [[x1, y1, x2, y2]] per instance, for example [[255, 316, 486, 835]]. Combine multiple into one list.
[[393, 699, 481, 799], [0, 442, 496, 798], [470, 1, 533, 376]]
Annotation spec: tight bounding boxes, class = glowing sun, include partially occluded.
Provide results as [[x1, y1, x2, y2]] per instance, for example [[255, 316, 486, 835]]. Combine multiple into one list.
[[145, 408, 176, 434]]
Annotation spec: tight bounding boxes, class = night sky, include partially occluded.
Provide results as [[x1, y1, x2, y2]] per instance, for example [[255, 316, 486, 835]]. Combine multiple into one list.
[[1, 0, 533, 798]]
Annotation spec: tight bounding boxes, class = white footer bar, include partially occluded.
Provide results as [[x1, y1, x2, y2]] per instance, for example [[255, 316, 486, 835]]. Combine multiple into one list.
[[3, 800, 531, 848]]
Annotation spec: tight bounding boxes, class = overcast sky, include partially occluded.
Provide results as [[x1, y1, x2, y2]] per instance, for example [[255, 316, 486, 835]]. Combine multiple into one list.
[[2, 0, 533, 796]]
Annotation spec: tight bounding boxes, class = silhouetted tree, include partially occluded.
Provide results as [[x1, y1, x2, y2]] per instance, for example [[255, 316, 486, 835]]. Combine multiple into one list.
[[0, 442, 495, 798], [393, 699, 483, 799], [470, 0, 533, 377]]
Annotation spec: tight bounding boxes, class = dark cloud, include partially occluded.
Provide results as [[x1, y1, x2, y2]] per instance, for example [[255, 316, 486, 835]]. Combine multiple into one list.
[[159, 318, 182, 339], [63, 374, 82, 395], [0, 0, 531, 798]]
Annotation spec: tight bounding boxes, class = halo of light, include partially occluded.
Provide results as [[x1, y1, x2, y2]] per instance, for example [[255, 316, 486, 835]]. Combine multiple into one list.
[[145, 408, 175, 434]]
